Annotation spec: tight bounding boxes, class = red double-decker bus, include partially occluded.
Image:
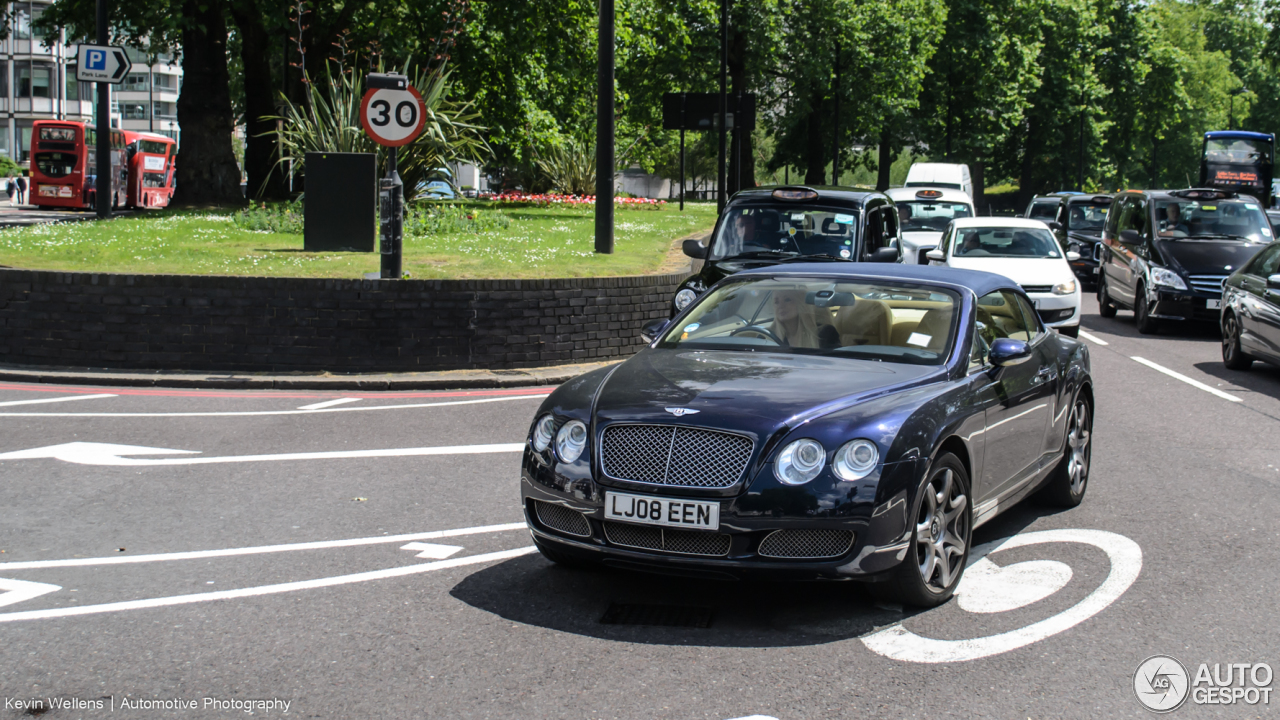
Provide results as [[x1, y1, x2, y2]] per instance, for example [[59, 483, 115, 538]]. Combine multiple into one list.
[[29, 120, 176, 210]]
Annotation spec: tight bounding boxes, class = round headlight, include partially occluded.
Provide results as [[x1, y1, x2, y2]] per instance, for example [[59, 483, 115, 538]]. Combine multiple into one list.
[[776, 438, 825, 485], [674, 288, 698, 311], [531, 414, 556, 452], [833, 439, 879, 481], [1052, 280, 1077, 296], [555, 420, 588, 463]]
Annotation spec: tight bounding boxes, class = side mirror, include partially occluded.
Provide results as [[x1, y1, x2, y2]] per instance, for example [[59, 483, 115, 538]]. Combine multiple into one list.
[[926, 249, 946, 263], [682, 239, 708, 259], [1268, 273, 1280, 290], [1119, 229, 1141, 245], [988, 338, 1032, 367], [1048, 221, 1064, 232], [866, 247, 898, 263], [1066, 251, 1081, 262], [640, 318, 671, 344]]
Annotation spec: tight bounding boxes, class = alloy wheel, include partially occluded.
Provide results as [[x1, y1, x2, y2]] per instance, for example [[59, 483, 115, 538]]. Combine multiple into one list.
[[1066, 400, 1091, 496], [915, 467, 968, 592], [1223, 315, 1239, 363]]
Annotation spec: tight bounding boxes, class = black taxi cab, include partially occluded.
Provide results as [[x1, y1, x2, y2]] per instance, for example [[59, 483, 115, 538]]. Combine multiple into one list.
[[1024, 193, 1112, 288], [672, 186, 900, 315]]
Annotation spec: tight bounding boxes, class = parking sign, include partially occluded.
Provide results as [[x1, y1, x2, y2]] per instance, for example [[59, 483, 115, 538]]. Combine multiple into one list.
[[76, 44, 129, 83]]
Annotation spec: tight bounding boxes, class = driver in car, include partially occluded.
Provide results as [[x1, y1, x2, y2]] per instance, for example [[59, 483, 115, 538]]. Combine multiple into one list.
[[1160, 203, 1191, 236], [770, 289, 840, 349]]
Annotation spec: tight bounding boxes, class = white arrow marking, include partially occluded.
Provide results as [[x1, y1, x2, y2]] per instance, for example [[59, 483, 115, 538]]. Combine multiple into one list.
[[297, 397, 360, 411], [0, 393, 115, 408], [0, 441, 525, 467], [0, 578, 62, 609], [400, 542, 463, 559], [862, 528, 1142, 663], [0, 522, 525, 570], [0, 547, 537, 624], [0, 393, 548, 418]]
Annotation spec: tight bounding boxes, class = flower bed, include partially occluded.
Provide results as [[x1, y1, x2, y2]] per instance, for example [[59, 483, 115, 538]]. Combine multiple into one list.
[[477, 192, 667, 209]]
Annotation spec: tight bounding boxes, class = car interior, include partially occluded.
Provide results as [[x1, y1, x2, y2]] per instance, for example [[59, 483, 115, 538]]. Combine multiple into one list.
[[953, 228, 1061, 258], [718, 207, 857, 257]]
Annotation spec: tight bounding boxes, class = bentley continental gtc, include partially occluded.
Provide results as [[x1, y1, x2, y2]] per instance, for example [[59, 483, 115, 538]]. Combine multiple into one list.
[[521, 265, 1093, 607]]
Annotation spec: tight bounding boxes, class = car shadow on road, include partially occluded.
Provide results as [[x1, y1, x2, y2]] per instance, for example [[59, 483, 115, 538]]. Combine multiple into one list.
[[450, 503, 1060, 647], [1194, 360, 1280, 401], [1083, 313, 1221, 343]]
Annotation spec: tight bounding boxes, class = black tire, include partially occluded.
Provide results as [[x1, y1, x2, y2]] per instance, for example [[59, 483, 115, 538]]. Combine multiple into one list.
[[1222, 312, 1254, 371], [534, 538, 600, 570], [1058, 325, 1080, 338], [1038, 395, 1092, 507], [1098, 278, 1118, 318], [1134, 284, 1160, 335], [877, 453, 972, 608]]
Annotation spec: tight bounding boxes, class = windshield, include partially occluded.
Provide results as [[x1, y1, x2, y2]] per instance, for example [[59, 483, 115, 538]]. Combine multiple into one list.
[[1028, 201, 1058, 220], [1066, 202, 1109, 233], [659, 277, 959, 365], [952, 226, 1063, 258], [710, 205, 858, 260], [1155, 199, 1272, 242], [897, 201, 972, 232], [1204, 138, 1272, 165], [34, 152, 76, 178]]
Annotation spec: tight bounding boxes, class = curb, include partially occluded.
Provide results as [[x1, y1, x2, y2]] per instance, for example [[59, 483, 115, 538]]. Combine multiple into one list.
[[0, 360, 618, 391]]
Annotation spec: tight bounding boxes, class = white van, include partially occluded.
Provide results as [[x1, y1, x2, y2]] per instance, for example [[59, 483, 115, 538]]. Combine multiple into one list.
[[904, 163, 973, 197]]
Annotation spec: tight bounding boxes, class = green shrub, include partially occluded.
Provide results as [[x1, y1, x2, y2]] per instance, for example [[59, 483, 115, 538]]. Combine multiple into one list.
[[404, 205, 511, 237], [233, 201, 305, 234]]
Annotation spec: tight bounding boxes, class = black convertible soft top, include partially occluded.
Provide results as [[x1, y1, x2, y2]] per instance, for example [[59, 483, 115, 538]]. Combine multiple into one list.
[[736, 262, 1023, 298]]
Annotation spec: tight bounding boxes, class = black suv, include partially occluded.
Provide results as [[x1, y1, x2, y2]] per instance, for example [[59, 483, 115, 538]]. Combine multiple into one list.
[[1024, 193, 1112, 288], [1098, 188, 1273, 333], [673, 186, 900, 316]]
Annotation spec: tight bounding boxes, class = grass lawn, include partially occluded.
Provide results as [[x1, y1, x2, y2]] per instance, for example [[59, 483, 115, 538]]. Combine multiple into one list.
[[0, 201, 719, 279]]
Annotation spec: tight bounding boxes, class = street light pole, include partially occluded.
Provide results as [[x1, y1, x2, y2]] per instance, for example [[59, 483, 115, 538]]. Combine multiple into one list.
[[717, 0, 727, 213], [593, 0, 615, 253]]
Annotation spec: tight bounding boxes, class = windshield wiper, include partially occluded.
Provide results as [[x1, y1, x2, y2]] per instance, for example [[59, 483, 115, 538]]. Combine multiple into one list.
[[732, 250, 800, 259], [781, 253, 850, 262], [1178, 234, 1251, 241]]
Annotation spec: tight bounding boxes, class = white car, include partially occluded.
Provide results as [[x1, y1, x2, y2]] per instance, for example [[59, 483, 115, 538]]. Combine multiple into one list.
[[886, 187, 975, 264], [927, 217, 1082, 337]]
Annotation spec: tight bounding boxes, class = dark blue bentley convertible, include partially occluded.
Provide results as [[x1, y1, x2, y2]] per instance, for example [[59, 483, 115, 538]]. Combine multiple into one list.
[[520, 264, 1093, 607]]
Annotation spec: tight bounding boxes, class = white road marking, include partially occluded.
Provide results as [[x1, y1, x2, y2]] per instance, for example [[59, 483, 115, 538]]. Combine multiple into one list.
[[0, 522, 526, 570], [862, 528, 1142, 663], [0, 392, 549, 418], [1077, 330, 1109, 346], [955, 558, 1072, 614], [0, 393, 115, 408], [0, 440, 525, 467], [0, 547, 537, 624], [0, 578, 62, 609], [1131, 356, 1243, 403], [400, 542, 464, 559], [297, 397, 361, 411]]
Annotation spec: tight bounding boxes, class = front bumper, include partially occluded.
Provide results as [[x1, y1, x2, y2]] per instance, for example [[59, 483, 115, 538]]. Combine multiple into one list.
[[520, 456, 922, 581], [1148, 287, 1222, 322], [1027, 292, 1081, 330]]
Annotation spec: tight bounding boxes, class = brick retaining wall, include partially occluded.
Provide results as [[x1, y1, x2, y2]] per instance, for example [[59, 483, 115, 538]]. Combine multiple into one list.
[[0, 268, 690, 372]]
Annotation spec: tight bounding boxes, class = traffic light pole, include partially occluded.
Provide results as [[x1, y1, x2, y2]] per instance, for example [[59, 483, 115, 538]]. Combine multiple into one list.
[[95, 0, 111, 219]]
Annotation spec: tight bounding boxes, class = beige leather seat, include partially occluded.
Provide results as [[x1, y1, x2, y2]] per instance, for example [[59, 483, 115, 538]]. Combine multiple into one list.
[[910, 308, 954, 352], [835, 299, 891, 346]]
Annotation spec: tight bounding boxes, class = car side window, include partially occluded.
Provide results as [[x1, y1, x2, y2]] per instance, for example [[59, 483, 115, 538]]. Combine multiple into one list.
[[863, 206, 894, 256], [1250, 244, 1280, 277], [1104, 198, 1124, 237], [974, 290, 1030, 343], [1055, 204, 1067, 227], [1013, 295, 1045, 341]]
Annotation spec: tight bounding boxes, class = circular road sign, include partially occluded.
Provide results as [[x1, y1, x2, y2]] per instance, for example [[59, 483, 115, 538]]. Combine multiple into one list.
[[360, 85, 426, 147]]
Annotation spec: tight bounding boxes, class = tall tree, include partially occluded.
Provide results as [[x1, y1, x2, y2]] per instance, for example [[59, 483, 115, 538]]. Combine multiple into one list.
[[173, 0, 243, 205]]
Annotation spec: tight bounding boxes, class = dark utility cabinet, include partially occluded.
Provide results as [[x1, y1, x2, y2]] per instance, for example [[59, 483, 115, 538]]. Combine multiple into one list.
[[304, 152, 376, 252]]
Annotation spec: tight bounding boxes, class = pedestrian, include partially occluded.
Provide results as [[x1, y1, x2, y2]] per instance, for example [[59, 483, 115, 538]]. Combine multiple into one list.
[[15, 171, 27, 205], [4, 174, 13, 206]]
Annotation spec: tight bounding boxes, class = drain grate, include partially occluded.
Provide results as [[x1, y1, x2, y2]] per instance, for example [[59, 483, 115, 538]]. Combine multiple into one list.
[[599, 603, 713, 628]]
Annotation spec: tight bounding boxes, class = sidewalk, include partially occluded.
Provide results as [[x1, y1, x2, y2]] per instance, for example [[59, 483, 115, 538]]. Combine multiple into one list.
[[0, 359, 618, 391]]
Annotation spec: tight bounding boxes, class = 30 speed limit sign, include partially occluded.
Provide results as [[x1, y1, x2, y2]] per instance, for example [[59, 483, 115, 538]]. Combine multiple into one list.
[[360, 86, 426, 147]]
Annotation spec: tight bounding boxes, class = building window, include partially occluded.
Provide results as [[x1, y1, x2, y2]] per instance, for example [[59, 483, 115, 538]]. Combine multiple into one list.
[[153, 102, 176, 119], [30, 4, 46, 40], [123, 74, 149, 92], [17, 63, 54, 98], [122, 102, 148, 119], [65, 66, 93, 101], [153, 73, 176, 91], [18, 124, 33, 163], [0, 62, 7, 97], [13, 4, 30, 39], [0, 128, 9, 159]]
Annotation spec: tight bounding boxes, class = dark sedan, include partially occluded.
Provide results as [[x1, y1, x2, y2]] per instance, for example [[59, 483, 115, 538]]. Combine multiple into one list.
[[521, 264, 1093, 607], [671, 186, 901, 316], [1222, 240, 1280, 370]]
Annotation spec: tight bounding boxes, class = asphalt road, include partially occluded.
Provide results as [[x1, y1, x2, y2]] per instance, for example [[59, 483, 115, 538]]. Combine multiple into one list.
[[2, 295, 1279, 719]]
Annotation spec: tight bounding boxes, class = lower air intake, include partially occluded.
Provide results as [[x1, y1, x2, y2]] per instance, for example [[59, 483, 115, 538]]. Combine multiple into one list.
[[758, 529, 855, 559], [534, 500, 592, 538], [603, 521, 730, 557]]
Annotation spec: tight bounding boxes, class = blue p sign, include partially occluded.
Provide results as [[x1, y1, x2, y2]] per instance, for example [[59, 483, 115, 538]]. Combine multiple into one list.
[[86, 49, 106, 70]]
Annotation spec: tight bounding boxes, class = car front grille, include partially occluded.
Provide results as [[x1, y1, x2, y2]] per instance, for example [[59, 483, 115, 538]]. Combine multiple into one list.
[[1020, 285, 1054, 294], [758, 529, 855, 559], [601, 424, 754, 488], [533, 500, 592, 538], [1188, 274, 1229, 296], [603, 521, 731, 557]]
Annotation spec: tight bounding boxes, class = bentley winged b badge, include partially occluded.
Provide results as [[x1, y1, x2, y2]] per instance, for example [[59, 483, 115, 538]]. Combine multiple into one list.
[[664, 407, 699, 417]]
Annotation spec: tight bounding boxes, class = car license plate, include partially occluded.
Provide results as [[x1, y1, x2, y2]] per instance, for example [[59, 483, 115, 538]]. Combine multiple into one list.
[[604, 491, 719, 531], [1207, 299, 1222, 310]]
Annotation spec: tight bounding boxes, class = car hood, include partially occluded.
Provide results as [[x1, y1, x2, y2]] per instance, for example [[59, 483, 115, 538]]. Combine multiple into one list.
[[593, 349, 941, 440], [1154, 239, 1266, 275], [947, 256, 1075, 285]]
